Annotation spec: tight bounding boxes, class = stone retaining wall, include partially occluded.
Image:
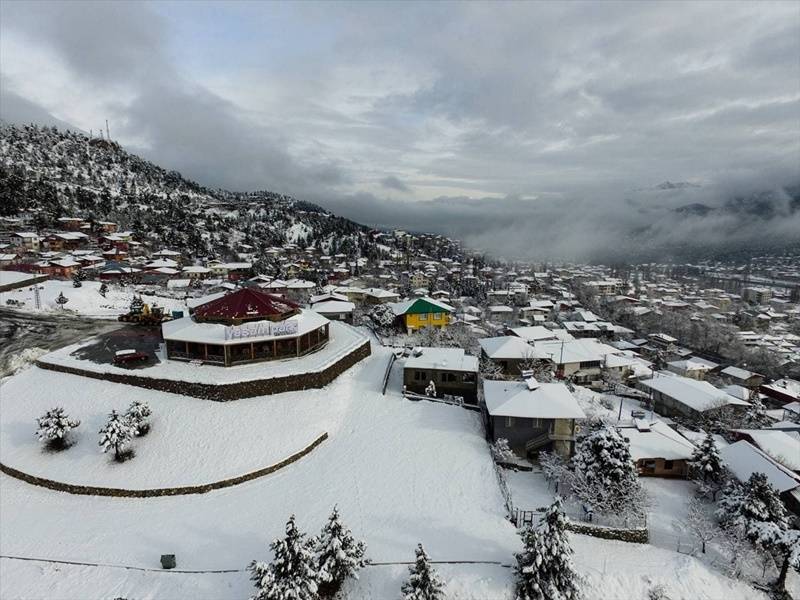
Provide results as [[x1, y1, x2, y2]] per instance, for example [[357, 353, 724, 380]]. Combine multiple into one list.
[[0, 433, 328, 498], [566, 521, 649, 543], [36, 340, 371, 401]]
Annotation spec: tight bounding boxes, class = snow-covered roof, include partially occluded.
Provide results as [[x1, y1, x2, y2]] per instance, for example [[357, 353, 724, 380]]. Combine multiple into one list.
[[405, 347, 479, 373], [390, 297, 455, 315], [483, 380, 585, 419], [533, 338, 617, 366], [732, 430, 800, 471], [479, 336, 545, 360], [666, 357, 718, 372], [508, 326, 561, 342], [720, 366, 761, 381], [310, 300, 355, 314], [162, 308, 329, 346], [619, 421, 696, 461], [640, 373, 749, 413], [720, 440, 800, 493]]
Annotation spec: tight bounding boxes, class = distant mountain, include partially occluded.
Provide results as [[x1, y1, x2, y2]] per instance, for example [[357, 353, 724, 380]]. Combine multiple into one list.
[[654, 180, 701, 190]]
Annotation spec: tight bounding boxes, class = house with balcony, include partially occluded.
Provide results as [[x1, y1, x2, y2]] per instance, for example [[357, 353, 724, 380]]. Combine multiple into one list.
[[482, 378, 585, 459]]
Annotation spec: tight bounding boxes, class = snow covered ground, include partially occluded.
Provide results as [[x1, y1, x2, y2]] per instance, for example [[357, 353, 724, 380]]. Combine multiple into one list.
[[38, 321, 369, 385], [0, 345, 773, 599], [0, 279, 188, 317], [0, 367, 331, 487]]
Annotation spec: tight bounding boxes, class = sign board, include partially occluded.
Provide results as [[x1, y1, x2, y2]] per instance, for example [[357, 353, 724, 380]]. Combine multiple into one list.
[[224, 319, 299, 341]]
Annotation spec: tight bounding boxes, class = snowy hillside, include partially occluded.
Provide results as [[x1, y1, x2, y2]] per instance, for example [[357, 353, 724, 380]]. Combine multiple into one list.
[[0, 124, 389, 262]]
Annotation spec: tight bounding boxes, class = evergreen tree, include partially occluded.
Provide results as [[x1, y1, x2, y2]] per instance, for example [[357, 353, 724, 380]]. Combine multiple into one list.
[[689, 433, 724, 484], [72, 272, 83, 287], [99, 283, 108, 297], [401, 544, 445, 600], [717, 473, 800, 589], [36, 407, 80, 450], [515, 498, 582, 600], [569, 425, 644, 517], [98, 410, 135, 461], [315, 506, 368, 598], [125, 401, 152, 436], [248, 515, 319, 600]]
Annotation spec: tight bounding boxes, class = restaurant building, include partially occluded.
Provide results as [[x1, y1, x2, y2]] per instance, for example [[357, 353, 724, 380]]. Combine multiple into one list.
[[162, 287, 330, 366]]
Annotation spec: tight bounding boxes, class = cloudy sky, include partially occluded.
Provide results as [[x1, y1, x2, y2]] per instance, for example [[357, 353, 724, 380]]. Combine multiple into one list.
[[1, 1, 799, 259]]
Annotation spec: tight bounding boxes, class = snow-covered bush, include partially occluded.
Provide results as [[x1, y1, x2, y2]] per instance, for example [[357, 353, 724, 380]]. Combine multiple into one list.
[[248, 515, 318, 600], [125, 400, 152, 436], [315, 506, 368, 598], [514, 498, 582, 600], [491, 438, 517, 464], [538, 451, 567, 487], [368, 304, 395, 331], [36, 407, 80, 450], [401, 544, 445, 600], [98, 410, 136, 462], [424, 380, 437, 398]]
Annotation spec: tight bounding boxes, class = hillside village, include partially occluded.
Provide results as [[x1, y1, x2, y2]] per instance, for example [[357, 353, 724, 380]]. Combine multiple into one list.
[[1, 124, 800, 599]]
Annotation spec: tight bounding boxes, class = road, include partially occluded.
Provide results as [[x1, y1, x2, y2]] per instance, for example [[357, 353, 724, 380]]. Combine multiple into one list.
[[0, 309, 120, 377]]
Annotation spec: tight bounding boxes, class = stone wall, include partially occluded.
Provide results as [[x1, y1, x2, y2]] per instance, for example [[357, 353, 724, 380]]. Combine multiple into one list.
[[0, 433, 328, 497], [565, 521, 649, 543], [36, 340, 371, 401]]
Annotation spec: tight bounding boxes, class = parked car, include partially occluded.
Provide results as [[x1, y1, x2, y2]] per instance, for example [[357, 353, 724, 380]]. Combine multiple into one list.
[[113, 349, 149, 365]]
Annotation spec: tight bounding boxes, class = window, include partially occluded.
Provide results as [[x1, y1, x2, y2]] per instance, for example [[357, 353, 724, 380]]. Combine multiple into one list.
[[441, 372, 456, 383], [531, 418, 542, 429], [463, 372, 476, 383], [664, 460, 674, 470], [505, 417, 515, 427], [432, 312, 441, 321], [414, 371, 427, 381], [419, 313, 428, 321]]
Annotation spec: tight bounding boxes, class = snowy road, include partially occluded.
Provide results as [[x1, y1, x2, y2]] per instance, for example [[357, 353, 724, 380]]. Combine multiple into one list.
[[0, 308, 119, 377]]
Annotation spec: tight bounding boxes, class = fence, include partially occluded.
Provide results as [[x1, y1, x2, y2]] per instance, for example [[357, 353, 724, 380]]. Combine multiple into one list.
[[381, 353, 396, 395]]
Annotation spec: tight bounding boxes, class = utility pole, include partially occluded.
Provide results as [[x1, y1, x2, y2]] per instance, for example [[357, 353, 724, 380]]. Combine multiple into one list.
[[105, 119, 110, 140]]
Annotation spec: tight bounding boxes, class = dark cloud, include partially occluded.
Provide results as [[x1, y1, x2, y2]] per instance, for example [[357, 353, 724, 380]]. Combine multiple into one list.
[[1, 1, 798, 259], [380, 176, 410, 193]]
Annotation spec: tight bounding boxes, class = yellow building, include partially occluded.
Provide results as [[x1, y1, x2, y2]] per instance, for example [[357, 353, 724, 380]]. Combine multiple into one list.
[[390, 297, 454, 333]]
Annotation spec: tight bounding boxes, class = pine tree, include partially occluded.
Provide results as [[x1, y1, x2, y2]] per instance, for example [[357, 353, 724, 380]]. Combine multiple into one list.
[[570, 425, 640, 514], [248, 515, 318, 600], [401, 544, 445, 600], [717, 472, 800, 589], [515, 498, 582, 600], [689, 433, 724, 485], [98, 410, 135, 461], [36, 407, 80, 449], [125, 401, 152, 436], [72, 272, 83, 287], [99, 282, 108, 297], [316, 506, 368, 598]]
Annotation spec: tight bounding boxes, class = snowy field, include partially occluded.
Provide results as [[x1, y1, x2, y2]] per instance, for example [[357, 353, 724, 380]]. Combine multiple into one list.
[[0, 367, 331, 487], [0, 344, 772, 599], [0, 279, 188, 317], [38, 321, 369, 385]]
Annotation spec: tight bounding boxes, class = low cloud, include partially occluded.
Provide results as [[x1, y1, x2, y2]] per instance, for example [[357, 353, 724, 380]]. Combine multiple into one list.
[[380, 175, 411, 193]]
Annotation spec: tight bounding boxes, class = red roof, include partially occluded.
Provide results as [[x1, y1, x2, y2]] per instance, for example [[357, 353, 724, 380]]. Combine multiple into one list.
[[193, 287, 299, 322]]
